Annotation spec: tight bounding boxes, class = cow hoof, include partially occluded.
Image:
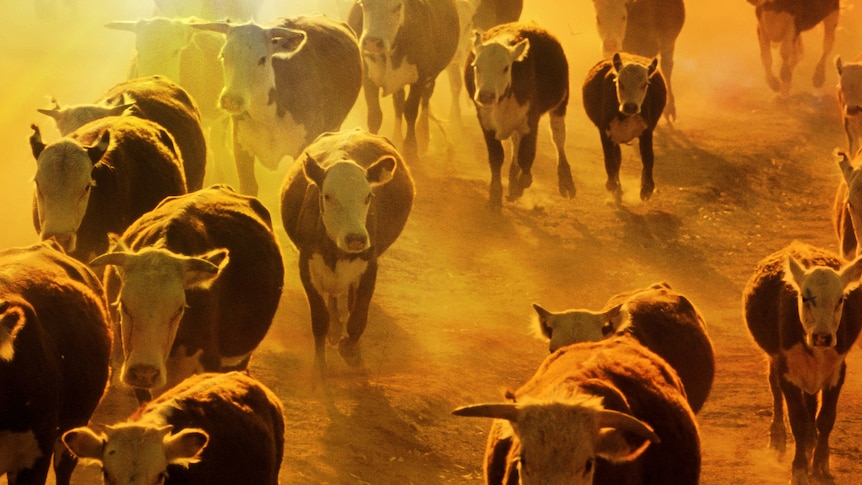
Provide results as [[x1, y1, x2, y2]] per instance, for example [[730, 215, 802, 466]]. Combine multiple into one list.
[[790, 466, 810, 485], [559, 181, 576, 199], [813, 66, 826, 89], [766, 75, 781, 93], [640, 183, 655, 201], [338, 338, 364, 368]]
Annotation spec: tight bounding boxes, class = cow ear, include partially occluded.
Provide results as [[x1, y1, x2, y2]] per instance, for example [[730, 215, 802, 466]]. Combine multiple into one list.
[[782, 255, 807, 291], [62, 427, 106, 461], [601, 303, 624, 332], [189, 21, 231, 35], [182, 249, 229, 289], [164, 428, 209, 466], [612, 53, 624, 72], [472, 30, 483, 50], [836, 55, 844, 75], [593, 409, 659, 463], [29, 124, 45, 160], [647, 57, 658, 75], [104, 20, 139, 33], [271, 28, 307, 58], [452, 403, 521, 423], [511, 38, 530, 63], [531, 303, 554, 339], [0, 303, 26, 362], [303, 155, 326, 187], [87, 130, 111, 165], [840, 255, 862, 291], [836, 148, 854, 185], [366, 156, 397, 185]]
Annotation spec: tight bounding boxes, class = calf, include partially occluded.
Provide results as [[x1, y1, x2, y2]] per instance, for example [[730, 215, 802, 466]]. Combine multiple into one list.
[[836, 55, 862, 156], [29, 116, 186, 263], [833, 149, 862, 260], [0, 241, 111, 485], [465, 22, 574, 208], [533, 281, 714, 413], [453, 338, 701, 485], [63, 371, 284, 485], [280, 129, 414, 376], [583, 52, 666, 203], [193, 15, 363, 195], [591, 0, 684, 121], [90, 185, 283, 401], [38, 75, 207, 191], [749, 0, 839, 95], [348, 0, 460, 161], [743, 241, 862, 484]]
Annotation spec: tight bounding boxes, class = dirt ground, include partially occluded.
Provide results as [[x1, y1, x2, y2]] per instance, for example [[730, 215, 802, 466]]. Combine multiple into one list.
[[4, 1, 862, 484]]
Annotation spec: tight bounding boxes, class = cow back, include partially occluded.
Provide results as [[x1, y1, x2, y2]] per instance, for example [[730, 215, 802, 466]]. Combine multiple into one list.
[[757, 0, 839, 34]]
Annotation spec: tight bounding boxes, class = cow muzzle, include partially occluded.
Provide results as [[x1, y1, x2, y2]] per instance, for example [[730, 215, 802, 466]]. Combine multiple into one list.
[[219, 93, 246, 115], [475, 90, 500, 107], [344, 233, 369, 253], [123, 363, 163, 388], [620, 102, 640, 116], [42, 232, 77, 253], [809, 332, 835, 348]]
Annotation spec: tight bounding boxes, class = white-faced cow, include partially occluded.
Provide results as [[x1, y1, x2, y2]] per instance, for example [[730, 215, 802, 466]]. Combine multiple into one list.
[[836, 55, 862, 156], [90, 185, 283, 401], [583, 52, 666, 203], [748, 0, 839, 95], [280, 129, 414, 376], [465, 22, 574, 208], [38, 75, 207, 191], [743, 241, 862, 484], [533, 281, 714, 413], [348, 0, 460, 161], [0, 240, 111, 485], [63, 371, 284, 485], [192, 15, 363, 196], [591, 0, 684, 122], [453, 337, 701, 485], [29, 117, 186, 263]]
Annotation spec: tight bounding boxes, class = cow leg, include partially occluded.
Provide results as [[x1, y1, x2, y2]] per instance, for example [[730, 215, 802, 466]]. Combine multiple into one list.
[[364, 77, 384, 135], [813, 364, 846, 478], [549, 110, 574, 198], [417, 79, 435, 154], [813, 9, 839, 89], [660, 45, 677, 122], [53, 439, 77, 485], [392, 87, 405, 148], [757, 23, 781, 92], [446, 57, 463, 127], [638, 129, 656, 200], [509, 129, 537, 201], [779, 35, 803, 97], [600, 129, 623, 203], [232, 118, 258, 196], [768, 358, 786, 452], [300, 256, 330, 377], [781, 379, 813, 484], [9, 455, 52, 485], [341, 260, 378, 369], [402, 82, 424, 161], [484, 129, 506, 209]]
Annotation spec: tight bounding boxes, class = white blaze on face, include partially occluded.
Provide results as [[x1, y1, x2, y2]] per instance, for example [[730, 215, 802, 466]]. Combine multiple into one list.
[[62, 424, 208, 485], [784, 256, 862, 349], [34, 140, 98, 253], [837, 60, 862, 117], [471, 34, 529, 107], [593, 0, 628, 57], [106, 18, 193, 82], [533, 304, 623, 353], [613, 55, 653, 116], [358, 0, 405, 58]]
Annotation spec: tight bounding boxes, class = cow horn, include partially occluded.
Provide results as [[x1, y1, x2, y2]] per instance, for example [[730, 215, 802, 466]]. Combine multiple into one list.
[[104, 20, 138, 32], [452, 403, 520, 422], [190, 21, 231, 35], [90, 252, 131, 269], [595, 409, 660, 443]]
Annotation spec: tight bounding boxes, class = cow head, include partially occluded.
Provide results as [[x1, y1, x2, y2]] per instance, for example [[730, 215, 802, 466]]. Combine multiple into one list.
[[37, 97, 135, 136], [30, 124, 108, 253], [837, 149, 862, 258], [612, 53, 657, 116], [470, 32, 529, 106], [836, 57, 862, 118], [192, 21, 306, 116], [106, 17, 199, 82], [783, 254, 862, 349], [532, 303, 623, 353], [593, 0, 634, 57], [90, 244, 229, 390], [63, 424, 208, 485], [356, 0, 406, 60], [453, 395, 659, 485], [303, 154, 396, 253]]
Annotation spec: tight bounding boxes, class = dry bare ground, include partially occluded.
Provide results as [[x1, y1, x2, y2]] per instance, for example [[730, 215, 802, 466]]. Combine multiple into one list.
[[3, 1, 862, 484]]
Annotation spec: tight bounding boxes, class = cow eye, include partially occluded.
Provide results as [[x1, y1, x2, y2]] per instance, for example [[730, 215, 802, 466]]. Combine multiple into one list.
[[365, 193, 373, 204], [503, 66, 509, 74], [258, 56, 267, 66], [584, 457, 594, 475]]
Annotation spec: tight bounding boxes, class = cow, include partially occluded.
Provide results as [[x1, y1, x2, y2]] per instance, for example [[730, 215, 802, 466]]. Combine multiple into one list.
[[465, 22, 575, 209], [28, 117, 186, 263], [583, 52, 666, 203], [748, 0, 839, 96], [280, 129, 414, 377], [533, 281, 715, 413], [836, 55, 862, 156], [62, 371, 284, 485], [38, 75, 207, 191], [0, 240, 111, 485], [833, 149, 862, 260], [453, 337, 701, 485], [591, 0, 684, 122], [348, 0, 461, 161], [743, 241, 862, 484], [90, 185, 284, 402], [192, 15, 363, 196]]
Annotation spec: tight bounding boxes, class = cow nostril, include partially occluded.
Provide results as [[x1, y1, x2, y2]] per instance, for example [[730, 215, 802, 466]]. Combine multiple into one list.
[[846, 106, 862, 116], [345, 234, 368, 251], [126, 365, 160, 387], [219, 94, 244, 114], [811, 333, 833, 347], [621, 103, 639, 115]]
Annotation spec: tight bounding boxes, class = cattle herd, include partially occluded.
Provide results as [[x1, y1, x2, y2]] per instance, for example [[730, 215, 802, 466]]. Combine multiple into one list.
[[2, 0, 862, 484]]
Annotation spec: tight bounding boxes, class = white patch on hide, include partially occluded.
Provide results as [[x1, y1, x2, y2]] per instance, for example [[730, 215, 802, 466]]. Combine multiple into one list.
[[0, 430, 43, 474], [477, 95, 531, 140], [309, 253, 368, 337], [365, 55, 420, 97], [235, 102, 308, 170], [783, 343, 845, 394]]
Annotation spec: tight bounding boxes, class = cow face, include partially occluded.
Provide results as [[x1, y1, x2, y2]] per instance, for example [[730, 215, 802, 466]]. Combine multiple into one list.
[[356, 0, 406, 59], [532, 303, 623, 353], [193, 21, 306, 116], [37, 98, 133, 136], [784, 255, 862, 348], [304, 155, 396, 253], [453, 396, 659, 485], [90, 246, 228, 390], [30, 125, 108, 253], [63, 424, 208, 485], [836, 57, 862, 118], [106, 18, 194, 82], [471, 33, 529, 106], [612, 53, 657, 116], [593, 0, 631, 57]]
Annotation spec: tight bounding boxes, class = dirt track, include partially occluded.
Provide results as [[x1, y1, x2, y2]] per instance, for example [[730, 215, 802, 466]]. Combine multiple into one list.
[[3, 1, 862, 484]]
